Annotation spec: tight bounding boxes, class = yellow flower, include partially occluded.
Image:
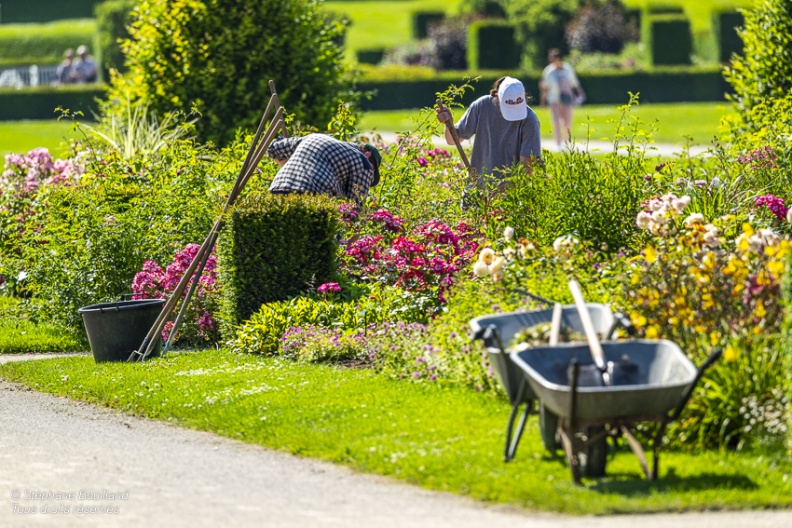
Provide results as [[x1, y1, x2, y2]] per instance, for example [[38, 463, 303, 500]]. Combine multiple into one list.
[[645, 326, 659, 339], [723, 346, 738, 362], [643, 246, 657, 264], [709, 331, 720, 346], [631, 312, 647, 328], [755, 301, 766, 319]]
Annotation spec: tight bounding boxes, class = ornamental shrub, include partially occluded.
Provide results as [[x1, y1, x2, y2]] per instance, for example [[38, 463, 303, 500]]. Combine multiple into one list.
[[723, 0, 792, 136], [622, 194, 790, 449], [107, 0, 351, 146], [20, 137, 241, 331], [0, 148, 86, 295], [565, 0, 639, 54]]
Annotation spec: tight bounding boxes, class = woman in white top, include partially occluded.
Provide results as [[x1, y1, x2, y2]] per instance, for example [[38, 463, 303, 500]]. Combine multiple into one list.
[[539, 48, 585, 148]]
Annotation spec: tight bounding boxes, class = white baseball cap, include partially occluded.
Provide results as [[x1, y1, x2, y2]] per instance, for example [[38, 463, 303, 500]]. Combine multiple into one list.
[[497, 77, 528, 121]]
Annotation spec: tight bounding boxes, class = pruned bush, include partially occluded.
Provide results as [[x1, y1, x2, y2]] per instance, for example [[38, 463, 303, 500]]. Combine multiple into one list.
[[107, 0, 351, 146], [429, 17, 469, 71]]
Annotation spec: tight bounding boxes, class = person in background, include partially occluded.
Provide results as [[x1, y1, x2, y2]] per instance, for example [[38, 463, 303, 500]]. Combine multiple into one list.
[[73, 45, 98, 83], [54, 48, 76, 85], [540, 48, 585, 148], [435, 76, 541, 189], [267, 133, 381, 204]]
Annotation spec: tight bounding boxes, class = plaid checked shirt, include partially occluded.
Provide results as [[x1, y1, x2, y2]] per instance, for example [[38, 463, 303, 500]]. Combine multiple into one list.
[[267, 134, 374, 201]]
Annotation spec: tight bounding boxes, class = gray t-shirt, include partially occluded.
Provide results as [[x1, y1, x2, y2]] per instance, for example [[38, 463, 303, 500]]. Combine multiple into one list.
[[455, 95, 542, 178]]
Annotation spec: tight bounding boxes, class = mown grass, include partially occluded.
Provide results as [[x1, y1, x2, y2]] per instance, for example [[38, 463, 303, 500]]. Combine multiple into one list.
[[0, 119, 82, 158], [0, 297, 81, 354], [1, 350, 790, 514], [0, 102, 728, 159], [359, 101, 729, 146]]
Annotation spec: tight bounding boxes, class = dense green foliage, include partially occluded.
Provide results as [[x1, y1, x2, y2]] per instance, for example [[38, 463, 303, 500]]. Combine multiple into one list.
[[19, 137, 243, 331], [723, 0, 792, 137], [108, 0, 351, 146], [217, 193, 340, 332]]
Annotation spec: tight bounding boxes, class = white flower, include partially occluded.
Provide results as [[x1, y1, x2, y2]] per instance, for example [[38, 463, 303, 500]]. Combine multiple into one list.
[[491, 270, 505, 284], [553, 235, 578, 253], [490, 256, 506, 274], [473, 260, 491, 277], [503, 247, 516, 260], [651, 208, 669, 225], [787, 207, 792, 224], [758, 228, 780, 247], [636, 211, 652, 229], [503, 226, 514, 241], [703, 227, 719, 248], [710, 177, 722, 189], [684, 213, 705, 228], [478, 247, 495, 265]]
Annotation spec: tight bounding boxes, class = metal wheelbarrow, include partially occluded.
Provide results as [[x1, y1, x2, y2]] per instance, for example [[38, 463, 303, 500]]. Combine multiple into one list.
[[469, 290, 633, 462], [510, 339, 721, 483]]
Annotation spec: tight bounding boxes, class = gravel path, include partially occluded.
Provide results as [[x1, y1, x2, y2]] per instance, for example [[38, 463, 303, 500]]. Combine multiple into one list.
[[1, 354, 790, 528]]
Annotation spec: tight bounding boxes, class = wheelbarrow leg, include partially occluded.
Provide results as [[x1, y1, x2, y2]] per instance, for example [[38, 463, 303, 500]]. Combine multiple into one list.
[[504, 378, 531, 462], [561, 360, 582, 484], [620, 425, 651, 479]]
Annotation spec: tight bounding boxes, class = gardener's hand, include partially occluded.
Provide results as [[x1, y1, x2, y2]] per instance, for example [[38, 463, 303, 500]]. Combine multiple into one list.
[[435, 105, 453, 125]]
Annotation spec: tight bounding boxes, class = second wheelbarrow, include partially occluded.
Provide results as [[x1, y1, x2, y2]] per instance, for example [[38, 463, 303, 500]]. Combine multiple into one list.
[[469, 301, 632, 462], [510, 340, 721, 482]]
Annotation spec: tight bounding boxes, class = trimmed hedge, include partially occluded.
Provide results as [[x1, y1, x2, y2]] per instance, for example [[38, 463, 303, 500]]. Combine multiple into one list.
[[643, 14, 693, 66], [467, 20, 520, 70], [0, 19, 97, 67], [412, 11, 444, 39], [0, 0, 101, 23], [354, 67, 732, 110], [0, 85, 105, 120], [356, 48, 386, 65], [713, 11, 745, 64], [217, 193, 340, 333]]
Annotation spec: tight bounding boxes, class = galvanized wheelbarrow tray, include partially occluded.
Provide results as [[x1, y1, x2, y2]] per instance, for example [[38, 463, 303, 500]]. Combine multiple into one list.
[[469, 300, 631, 462], [511, 340, 721, 483]]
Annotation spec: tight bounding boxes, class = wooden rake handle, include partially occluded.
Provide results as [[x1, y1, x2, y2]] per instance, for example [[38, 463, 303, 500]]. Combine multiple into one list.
[[436, 99, 471, 171]]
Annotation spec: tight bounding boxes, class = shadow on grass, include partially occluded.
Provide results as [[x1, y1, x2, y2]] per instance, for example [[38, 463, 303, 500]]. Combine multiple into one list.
[[589, 467, 758, 495]]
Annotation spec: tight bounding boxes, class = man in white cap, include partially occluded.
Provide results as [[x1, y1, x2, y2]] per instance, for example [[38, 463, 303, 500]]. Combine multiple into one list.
[[436, 76, 541, 186], [73, 45, 97, 83]]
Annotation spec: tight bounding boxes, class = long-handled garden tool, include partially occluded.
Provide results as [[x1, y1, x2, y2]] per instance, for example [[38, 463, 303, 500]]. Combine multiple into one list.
[[128, 80, 288, 362]]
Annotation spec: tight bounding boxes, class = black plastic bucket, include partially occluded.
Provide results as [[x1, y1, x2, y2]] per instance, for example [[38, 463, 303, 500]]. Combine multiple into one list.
[[78, 299, 165, 363]]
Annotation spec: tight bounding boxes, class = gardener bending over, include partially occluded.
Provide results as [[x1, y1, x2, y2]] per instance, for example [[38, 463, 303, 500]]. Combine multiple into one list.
[[267, 133, 381, 203], [436, 76, 542, 188]]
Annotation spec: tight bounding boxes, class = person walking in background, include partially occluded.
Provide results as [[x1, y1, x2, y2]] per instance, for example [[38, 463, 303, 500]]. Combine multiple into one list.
[[54, 48, 76, 85], [540, 48, 585, 148], [267, 133, 381, 204], [73, 45, 98, 83], [435, 76, 541, 189]]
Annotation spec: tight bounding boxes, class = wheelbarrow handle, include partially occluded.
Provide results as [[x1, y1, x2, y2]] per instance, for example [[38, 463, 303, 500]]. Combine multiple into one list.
[[669, 348, 723, 421], [471, 324, 507, 353], [607, 311, 636, 340], [511, 288, 556, 308]]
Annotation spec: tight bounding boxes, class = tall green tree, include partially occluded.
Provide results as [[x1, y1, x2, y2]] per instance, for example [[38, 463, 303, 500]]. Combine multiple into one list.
[[106, 0, 350, 146]]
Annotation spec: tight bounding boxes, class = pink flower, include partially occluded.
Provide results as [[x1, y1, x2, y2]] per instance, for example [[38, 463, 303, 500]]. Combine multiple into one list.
[[317, 282, 341, 294]]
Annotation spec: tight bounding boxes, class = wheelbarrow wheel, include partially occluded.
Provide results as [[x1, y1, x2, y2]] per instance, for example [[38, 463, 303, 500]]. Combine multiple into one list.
[[539, 404, 561, 452], [580, 425, 608, 478]]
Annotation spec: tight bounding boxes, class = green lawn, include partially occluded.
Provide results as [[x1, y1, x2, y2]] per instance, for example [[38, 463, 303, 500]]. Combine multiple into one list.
[[0, 119, 83, 158], [0, 102, 729, 158], [325, 0, 463, 61], [358, 101, 731, 146], [1, 350, 790, 514]]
